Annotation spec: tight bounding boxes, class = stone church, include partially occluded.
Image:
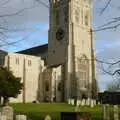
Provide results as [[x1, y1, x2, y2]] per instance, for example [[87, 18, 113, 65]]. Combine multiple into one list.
[[0, 0, 97, 103]]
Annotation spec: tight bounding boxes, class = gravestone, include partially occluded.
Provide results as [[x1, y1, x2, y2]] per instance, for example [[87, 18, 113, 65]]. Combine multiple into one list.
[[1, 106, 13, 120], [98, 102, 100, 105], [86, 98, 90, 106], [71, 99, 74, 106], [81, 99, 85, 106], [1, 115, 7, 120], [76, 100, 81, 107], [113, 105, 119, 120], [90, 99, 94, 108], [44, 115, 52, 120], [16, 115, 27, 120], [68, 99, 71, 105], [102, 104, 110, 120], [93, 100, 96, 106], [74, 107, 79, 112]]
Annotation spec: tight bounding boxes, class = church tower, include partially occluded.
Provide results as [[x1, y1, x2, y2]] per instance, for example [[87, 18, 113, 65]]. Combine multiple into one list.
[[47, 0, 97, 101]]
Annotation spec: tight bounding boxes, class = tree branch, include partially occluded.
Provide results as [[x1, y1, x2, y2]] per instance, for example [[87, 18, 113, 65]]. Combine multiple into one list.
[[100, 0, 112, 15], [0, 2, 39, 18]]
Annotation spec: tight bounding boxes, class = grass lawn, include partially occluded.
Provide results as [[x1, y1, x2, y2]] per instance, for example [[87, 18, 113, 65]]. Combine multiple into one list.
[[11, 103, 102, 120]]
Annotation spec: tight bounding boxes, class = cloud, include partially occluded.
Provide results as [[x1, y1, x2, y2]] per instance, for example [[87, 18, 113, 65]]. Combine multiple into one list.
[[97, 40, 120, 60], [96, 39, 120, 91], [0, 0, 49, 27]]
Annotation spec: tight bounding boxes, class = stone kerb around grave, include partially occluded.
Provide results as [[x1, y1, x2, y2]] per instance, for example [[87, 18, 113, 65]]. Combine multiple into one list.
[[16, 115, 27, 120]]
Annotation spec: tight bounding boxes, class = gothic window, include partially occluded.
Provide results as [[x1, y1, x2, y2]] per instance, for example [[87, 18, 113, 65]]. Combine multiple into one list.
[[82, 40, 84, 45], [75, 9, 79, 23], [56, 9, 60, 25], [45, 82, 49, 92], [28, 60, 32, 66], [77, 55, 89, 89], [64, 6, 68, 24], [42, 68, 52, 93], [57, 82, 62, 91], [16, 58, 19, 65]]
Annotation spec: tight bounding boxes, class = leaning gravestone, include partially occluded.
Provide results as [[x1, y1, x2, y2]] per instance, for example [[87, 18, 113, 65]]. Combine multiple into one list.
[[1, 106, 13, 120], [16, 115, 27, 120]]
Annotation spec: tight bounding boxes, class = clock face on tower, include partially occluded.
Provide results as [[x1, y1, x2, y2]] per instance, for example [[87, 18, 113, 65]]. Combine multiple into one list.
[[56, 28, 65, 41]]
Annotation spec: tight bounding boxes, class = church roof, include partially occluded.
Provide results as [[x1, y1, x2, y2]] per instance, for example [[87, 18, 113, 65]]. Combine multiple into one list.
[[17, 44, 48, 56], [0, 50, 8, 54]]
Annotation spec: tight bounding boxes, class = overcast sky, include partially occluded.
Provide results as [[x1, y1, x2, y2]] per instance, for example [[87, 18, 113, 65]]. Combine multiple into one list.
[[0, 0, 120, 91]]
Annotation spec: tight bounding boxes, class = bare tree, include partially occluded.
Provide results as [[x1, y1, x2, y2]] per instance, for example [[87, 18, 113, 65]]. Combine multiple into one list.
[[0, 0, 49, 49], [96, 58, 120, 91]]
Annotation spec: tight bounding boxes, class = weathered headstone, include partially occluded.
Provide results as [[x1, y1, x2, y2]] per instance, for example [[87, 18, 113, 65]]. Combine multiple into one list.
[[86, 98, 90, 106], [93, 100, 96, 106], [44, 115, 52, 120], [16, 115, 27, 120], [74, 106, 79, 112], [1, 106, 13, 120], [81, 99, 85, 106], [113, 105, 119, 120], [76, 100, 81, 107], [68, 99, 71, 105], [90, 99, 94, 108], [1, 116, 6, 120], [71, 99, 74, 106], [102, 104, 110, 120], [98, 102, 100, 105]]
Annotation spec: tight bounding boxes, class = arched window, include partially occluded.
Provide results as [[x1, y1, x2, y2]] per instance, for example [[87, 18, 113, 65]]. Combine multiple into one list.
[[84, 11, 89, 26], [57, 82, 62, 91], [42, 68, 52, 92], [45, 81, 49, 92], [75, 9, 79, 23], [77, 55, 89, 89]]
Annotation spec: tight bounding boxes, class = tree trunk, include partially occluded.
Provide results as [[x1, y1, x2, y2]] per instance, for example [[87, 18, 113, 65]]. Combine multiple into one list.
[[3, 97, 9, 106]]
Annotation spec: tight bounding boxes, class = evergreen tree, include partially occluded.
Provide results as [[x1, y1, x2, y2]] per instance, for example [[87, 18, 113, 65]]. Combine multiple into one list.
[[0, 66, 23, 106]]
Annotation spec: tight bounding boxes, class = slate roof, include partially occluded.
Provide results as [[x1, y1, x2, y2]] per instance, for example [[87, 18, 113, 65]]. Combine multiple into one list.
[[17, 44, 48, 56], [0, 50, 8, 54]]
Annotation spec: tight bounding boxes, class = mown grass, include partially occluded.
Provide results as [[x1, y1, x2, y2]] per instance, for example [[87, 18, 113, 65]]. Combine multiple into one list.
[[10, 103, 102, 120]]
